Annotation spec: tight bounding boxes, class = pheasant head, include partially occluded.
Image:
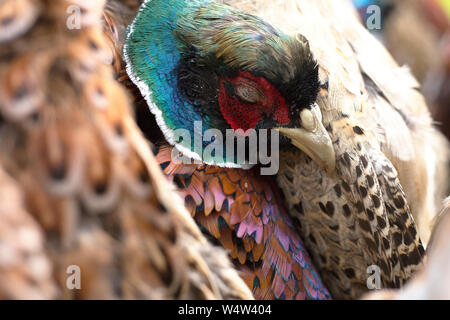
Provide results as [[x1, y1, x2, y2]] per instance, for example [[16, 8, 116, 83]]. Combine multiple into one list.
[[124, 0, 335, 172]]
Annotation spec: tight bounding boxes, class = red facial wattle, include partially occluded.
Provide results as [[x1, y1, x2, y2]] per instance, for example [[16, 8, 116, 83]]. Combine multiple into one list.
[[218, 72, 290, 133]]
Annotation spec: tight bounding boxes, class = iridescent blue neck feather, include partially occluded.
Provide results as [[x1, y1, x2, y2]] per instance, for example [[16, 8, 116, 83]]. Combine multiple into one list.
[[124, 0, 226, 165], [124, 0, 319, 167]]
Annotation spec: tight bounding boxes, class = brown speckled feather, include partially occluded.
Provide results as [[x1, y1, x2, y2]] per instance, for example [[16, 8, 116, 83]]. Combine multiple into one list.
[[365, 197, 450, 300], [277, 115, 424, 299]]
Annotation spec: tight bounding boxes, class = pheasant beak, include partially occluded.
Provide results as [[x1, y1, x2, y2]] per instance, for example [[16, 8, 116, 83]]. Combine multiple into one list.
[[275, 104, 336, 174]]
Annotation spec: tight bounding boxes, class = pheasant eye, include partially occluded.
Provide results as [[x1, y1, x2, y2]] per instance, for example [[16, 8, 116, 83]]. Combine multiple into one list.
[[234, 84, 262, 104]]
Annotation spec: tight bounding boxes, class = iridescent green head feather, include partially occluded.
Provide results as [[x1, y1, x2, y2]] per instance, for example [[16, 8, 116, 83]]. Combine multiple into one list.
[[124, 0, 320, 167]]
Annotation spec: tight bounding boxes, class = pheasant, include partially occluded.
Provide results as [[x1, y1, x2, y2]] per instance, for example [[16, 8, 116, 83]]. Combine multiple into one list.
[[120, 0, 448, 299], [0, 0, 252, 300]]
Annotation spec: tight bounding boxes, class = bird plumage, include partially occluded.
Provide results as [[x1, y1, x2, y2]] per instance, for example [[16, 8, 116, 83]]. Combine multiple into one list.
[[354, 0, 450, 222], [0, 0, 447, 301], [121, 0, 448, 299], [123, 0, 332, 300], [155, 144, 330, 300], [277, 120, 424, 298], [0, 0, 252, 300], [364, 197, 450, 299], [231, 0, 445, 298], [123, 0, 323, 167], [0, 167, 57, 299]]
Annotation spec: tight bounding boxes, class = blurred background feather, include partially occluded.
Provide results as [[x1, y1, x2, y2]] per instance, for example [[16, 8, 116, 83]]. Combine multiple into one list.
[[354, 0, 450, 146]]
